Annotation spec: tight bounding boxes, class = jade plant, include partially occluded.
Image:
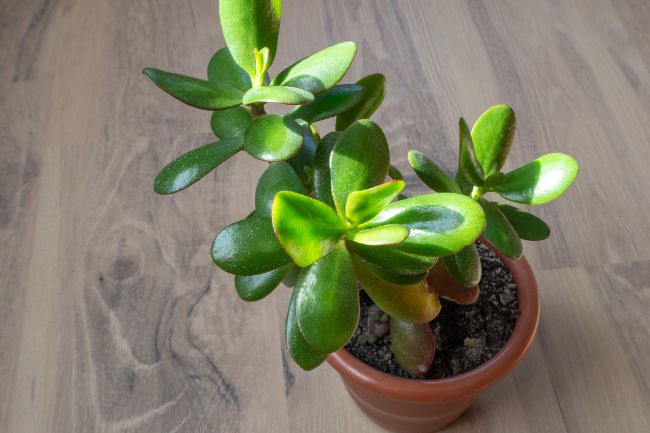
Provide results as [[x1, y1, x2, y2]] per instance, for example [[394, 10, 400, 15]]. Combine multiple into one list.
[[144, 0, 578, 376]]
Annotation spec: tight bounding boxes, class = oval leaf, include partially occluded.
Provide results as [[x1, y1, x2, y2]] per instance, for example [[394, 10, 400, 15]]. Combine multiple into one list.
[[286, 287, 328, 370], [336, 73, 387, 131], [154, 138, 242, 194], [272, 192, 346, 267], [459, 117, 485, 186], [272, 41, 357, 94], [347, 242, 437, 276], [244, 114, 303, 161], [497, 204, 550, 241], [351, 254, 441, 324], [408, 150, 460, 193], [493, 153, 579, 205], [296, 243, 359, 352], [479, 199, 523, 259], [442, 243, 481, 287], [330, 120, 390, 218], [242, 85, 314, 105], [219, 0, 282, 76], [207, 47, 252, 91], [361, 193, 486, 257], [210, 106, 252, 139], [289, 84, 365, 124], [143, 68, 243, 110], [235, 263, 293, 302], [428, 260, 480, 305], [255, 162, 306, 218], [287, 122, 319, 187], [390, 318, 435, 376], [313, 132, 340, 208], [472, 104, 516, 175], [347, 225, 409, 246], [211, 217, 291, 275], [350, 253, 427, 286], [345, 180, 405, 226]]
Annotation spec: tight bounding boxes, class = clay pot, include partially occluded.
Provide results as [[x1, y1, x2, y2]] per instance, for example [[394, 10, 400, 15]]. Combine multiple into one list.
[[327, 250, 540, 433]]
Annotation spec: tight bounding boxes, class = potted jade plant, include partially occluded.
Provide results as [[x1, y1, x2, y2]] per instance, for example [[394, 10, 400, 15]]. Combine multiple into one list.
[[143, 1, 579, 432]]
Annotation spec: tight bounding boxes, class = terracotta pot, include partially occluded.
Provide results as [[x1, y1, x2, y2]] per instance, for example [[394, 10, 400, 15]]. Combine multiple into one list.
[[327, 251, 540, 433]]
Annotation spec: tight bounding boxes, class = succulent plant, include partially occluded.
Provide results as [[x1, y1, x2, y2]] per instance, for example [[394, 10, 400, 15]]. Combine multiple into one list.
[[144, 0, 578, 377]]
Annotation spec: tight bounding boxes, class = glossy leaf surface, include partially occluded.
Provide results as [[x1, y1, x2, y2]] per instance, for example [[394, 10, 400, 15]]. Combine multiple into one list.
[[242, 85, 314, 105], [235, 263, 293, 302], [244, 114, 303, 161], [272, 192, 346, 267], [288, 84, 365, 124], [219, 0, 282, 76], [427, 260, 480, 305], [207, 47, 252, 91], [330, 120, 390, 218], [408, 150, 460, 193], [273, 42, 357, 94], [335, 73, 386, 131], [351, 254, 441, 323], [361, 193, 486, 256], [347, 225, 409, 246], [442, 243, 481, 287], [210, 106, 252, 139], [296, 243, 358, 352], [347, 242, 437, 276], [313, 132, 340, 208], [255, 162, 305, 218], [143, 68, 243, 110], [497, 204, 550, 241], [154, 138, 242, 194], [350, 254, 427, 286], [391, 318, 435, 376], [345, 180, 405, 226], [286, 288, 328, 370], [471, 104, 516, 175], [211, 217, 291, 275], [479, 199, 523, 259], [459, 118, 485, 185], [287, 122, 318, 187], [493, 153, 579, 205]]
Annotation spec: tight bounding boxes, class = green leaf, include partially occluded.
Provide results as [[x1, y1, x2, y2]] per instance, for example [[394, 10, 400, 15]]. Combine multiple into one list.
[[255, 162, 306, 218], [153, 138, 242, 194], [286, 121, 318, 188], [497, 204, 550, 241], [479, 199, 522, 259], [207, 47, 252, 91], [347, 225, 409, 246], [347, 242, 437, 276], [219, 0, 282, 77], [335, 73, 387, 131], [442, 243, 481, 287], [235, 263, 293, 301], [472, 104, 516, 175], [493, 153, 579, 205], [361, 193, 486, 256], [242, 85, 314, 105], [244, 114, 303, 161], [272, 41, 357, 94], [295, 243, 359, 352], [455, 170, 473, 195], [143, 68, 243, 110], [312, 132, 340, 208], [349, 253, 427, 286], [390, 318, 435, 376], [351, 254, 440, 323], [330, 120, 390, 218], [427, 260, 479, 305], [388, 164, 404, 180], [282, 265, 302, 287], [459, 118, 485, 185], [345, 180, 405, 225], [211, 217, 291, 275], [210, 106, 252, 139], [286, 287, 328, 370], [408, 150, 460, 193], [272, 192, 346, 267], [288, 84, 365, 123]]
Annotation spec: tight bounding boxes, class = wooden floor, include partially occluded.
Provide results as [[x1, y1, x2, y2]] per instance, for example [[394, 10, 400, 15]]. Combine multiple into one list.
[[1, 0, 649, 432]]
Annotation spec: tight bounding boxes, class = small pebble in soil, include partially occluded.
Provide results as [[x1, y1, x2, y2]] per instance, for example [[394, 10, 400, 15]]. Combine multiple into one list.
[[345, 242, 519, 379]]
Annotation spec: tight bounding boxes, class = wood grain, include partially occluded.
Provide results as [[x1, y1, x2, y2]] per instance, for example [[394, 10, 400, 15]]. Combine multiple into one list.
[[1, 0, 649, 432]]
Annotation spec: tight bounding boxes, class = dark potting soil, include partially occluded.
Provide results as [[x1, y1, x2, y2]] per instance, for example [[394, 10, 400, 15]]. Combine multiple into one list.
[[345, 242, 519, 379]]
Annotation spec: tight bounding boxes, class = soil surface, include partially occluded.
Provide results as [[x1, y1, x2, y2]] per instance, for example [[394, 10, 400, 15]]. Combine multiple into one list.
[[346, 243, 519, 379]]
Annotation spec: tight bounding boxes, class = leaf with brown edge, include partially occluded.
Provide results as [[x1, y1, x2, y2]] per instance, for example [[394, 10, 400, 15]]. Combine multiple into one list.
[[427, 260, 479, 305]]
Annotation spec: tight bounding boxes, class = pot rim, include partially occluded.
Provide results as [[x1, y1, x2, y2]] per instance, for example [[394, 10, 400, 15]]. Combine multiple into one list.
[[326, 247, 540, 402]]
